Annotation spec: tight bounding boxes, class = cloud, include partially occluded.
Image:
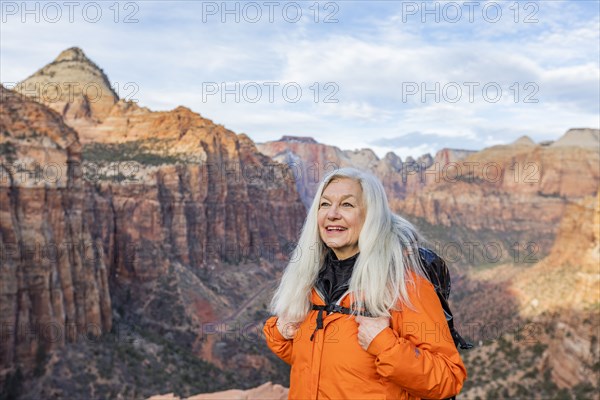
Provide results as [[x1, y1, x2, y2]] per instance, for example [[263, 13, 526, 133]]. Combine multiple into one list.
[[371, 130, 482, 150], [1, 0, 597, 161]]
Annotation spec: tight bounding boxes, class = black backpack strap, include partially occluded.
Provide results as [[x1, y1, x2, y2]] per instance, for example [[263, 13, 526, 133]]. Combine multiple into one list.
[[452, 330, 474, 350], [309, 303, 354, 341]]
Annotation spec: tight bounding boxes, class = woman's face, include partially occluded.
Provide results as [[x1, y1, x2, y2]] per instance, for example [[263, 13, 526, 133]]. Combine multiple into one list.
[[317, 178, 366, 260]]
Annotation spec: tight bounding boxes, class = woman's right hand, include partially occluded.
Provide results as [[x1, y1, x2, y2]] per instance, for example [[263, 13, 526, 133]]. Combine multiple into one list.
[[276, 316, 300, 340]]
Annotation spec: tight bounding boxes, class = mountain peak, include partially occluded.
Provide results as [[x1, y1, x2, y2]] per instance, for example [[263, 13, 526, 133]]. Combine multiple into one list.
[[512, 135, 536, 146], [17, 47, 118, 123], [54, 47, 90, 63], [551, 128, 599, 150]]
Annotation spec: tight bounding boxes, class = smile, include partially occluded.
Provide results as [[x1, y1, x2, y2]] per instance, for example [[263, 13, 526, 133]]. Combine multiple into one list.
[[326, 226, 347, 231]]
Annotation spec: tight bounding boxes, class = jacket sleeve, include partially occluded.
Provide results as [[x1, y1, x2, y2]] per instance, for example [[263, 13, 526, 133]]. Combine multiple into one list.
[[263, 316, 294, 365], [366, 276, 467, 399]]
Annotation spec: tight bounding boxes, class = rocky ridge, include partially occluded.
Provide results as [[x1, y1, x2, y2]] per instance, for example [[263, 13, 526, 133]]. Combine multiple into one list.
[[0, 86, 112, 377], [14, 47, 118, 125], [460, 191, 599, 398], [1, 49, 306, 398], [256, 137, 463, 208], [397, 130, 599, 259]]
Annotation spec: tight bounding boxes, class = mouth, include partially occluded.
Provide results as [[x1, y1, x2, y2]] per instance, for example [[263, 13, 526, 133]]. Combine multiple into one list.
[[325, 226, 347, 233]]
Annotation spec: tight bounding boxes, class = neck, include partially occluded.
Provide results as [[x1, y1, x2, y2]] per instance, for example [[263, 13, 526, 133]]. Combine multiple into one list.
[[331, 249, 359, 261]]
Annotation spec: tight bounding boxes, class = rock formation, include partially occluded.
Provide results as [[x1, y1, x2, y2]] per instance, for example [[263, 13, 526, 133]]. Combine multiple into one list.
[[14, 47, 118, 126], [148, 381, 288, 400], [512, 135, 536, 147], [256, 137, 353, 208], [550, 128, 599, 149], [0, 86, 112, 374], [512, 193, 599, 316], [1, 48, 306, 397], [397, 130, 600, 258], [256, 136, 468, 208], [459, 191, 599, 397], [507, 191, 599, 389], [3, 47, 599, 399]]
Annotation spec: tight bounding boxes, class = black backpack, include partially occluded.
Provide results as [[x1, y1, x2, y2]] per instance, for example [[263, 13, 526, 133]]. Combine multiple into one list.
[[418, 247, 473, 350], [310, 247, 473, 350]]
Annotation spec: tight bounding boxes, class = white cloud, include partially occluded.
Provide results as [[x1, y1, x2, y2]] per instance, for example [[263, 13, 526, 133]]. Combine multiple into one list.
[[1, 1, 598, 161]]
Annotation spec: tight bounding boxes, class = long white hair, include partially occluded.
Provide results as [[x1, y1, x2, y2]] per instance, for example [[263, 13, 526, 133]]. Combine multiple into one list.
[[270, 167, 427, 321]]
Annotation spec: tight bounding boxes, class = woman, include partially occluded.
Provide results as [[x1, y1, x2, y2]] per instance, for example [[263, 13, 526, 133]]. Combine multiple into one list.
[[263, 167, 467, 399]]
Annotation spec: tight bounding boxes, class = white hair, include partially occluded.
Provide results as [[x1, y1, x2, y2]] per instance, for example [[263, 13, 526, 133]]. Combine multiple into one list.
[[270, 167, 427, 321]]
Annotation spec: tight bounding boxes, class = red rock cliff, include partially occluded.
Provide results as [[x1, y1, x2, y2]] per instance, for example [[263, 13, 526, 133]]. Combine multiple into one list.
[[0, 86, 112, 374]]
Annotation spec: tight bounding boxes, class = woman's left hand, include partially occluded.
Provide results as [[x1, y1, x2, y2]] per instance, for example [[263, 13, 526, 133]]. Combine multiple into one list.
[[355, 315, 391, 351]]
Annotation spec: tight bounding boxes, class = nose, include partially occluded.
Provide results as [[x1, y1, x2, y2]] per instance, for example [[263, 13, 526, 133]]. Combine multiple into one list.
[[326, 204, 341, 219]]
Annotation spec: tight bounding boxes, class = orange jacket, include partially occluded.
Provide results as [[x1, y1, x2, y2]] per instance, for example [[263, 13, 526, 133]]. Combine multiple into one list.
[[263, 274, 467, 399]]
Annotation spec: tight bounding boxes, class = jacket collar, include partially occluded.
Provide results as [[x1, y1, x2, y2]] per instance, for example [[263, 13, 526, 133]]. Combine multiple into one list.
[[311, 288, 353, 308], [325, 248, 360, 269]]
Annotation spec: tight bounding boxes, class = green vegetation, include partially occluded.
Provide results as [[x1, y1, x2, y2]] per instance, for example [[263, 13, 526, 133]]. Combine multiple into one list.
[[454, 174, 488, 185], [537, 190, 568, 200], [82, 140, 186, 166]]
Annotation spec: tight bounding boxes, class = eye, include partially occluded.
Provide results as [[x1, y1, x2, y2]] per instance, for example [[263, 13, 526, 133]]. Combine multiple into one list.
[[342, 202, 354, 207], [320, 202, 330, 208]]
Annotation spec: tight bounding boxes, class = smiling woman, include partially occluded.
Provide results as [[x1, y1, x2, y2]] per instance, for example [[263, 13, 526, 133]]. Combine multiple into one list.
[[263, 167, 467, 400], [318, 178, 366, 260]]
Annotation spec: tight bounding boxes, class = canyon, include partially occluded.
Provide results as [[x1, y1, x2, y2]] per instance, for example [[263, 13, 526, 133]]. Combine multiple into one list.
[[1, 47, 598, 399]]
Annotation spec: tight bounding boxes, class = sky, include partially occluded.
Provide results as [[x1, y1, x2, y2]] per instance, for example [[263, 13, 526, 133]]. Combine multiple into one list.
[[1, 0, 599, 159]]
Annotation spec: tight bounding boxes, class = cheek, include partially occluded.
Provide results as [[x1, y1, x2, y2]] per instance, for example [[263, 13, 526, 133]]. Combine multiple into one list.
[[317, 213, 325, 226]]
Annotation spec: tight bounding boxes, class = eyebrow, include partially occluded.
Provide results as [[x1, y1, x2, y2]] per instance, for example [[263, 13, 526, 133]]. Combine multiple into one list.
[[320, 194, 356, 201]]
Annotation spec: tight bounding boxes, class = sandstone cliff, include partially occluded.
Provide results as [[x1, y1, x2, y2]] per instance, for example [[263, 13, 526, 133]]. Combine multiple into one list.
[[148, 381, 288, 400], [460, 192, 599, 398], [256, 136, 465, 208], [258, 132, 599, 264], [397, 130, 600, 260], [512, 193, 599, 316], [1, 48, 307, 398], [433, 148, 477, 166], [0, 86, 112, 376], [256, 136, 351, 207]]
